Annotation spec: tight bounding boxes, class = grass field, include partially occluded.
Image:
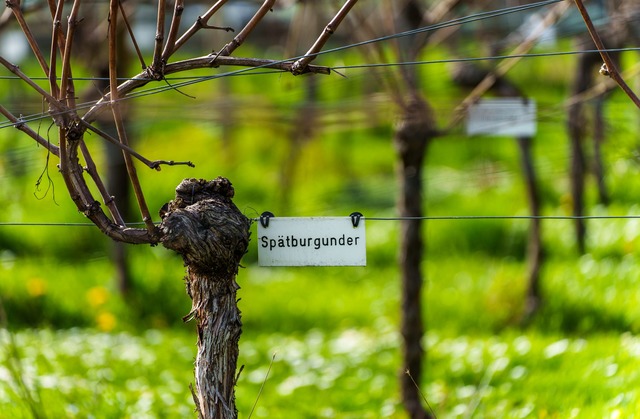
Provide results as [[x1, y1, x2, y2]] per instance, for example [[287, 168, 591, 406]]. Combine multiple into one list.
[[2, 38, 640, 418]]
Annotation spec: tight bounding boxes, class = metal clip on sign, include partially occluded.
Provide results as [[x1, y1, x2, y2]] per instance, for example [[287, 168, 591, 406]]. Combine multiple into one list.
[[260, 211, 274, 228], [350, 212, 363, 228]]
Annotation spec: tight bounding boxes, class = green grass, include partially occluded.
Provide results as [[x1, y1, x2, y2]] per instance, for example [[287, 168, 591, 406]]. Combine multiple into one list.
[[3, 39, 640, 418], [3, 326, 640, 418], [3, 242, 640, 417]]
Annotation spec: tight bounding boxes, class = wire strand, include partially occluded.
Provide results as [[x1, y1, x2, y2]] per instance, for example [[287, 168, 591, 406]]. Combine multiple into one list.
[[3, 214, 640, 228], [332, 47, 640, 71], [3, 44, 635, 132], [2, 46, 638, 86], [0, 222, 149, 227], [0, 0, 572, 130]]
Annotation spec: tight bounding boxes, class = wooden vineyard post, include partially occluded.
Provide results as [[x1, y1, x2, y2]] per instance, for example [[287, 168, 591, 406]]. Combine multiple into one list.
[[160, 178, 251, 419]]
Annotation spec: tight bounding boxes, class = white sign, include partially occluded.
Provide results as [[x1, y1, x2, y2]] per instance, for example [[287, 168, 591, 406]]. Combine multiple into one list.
[[257, 217, 366, 266], [466, 98, 537, 137]]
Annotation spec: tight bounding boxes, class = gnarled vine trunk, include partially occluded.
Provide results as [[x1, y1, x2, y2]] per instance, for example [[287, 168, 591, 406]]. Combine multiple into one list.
[[160, 177, 251, 419]]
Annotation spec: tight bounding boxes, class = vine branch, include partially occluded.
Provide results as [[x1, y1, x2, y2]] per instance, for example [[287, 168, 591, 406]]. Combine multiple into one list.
[[108, 0, 156, 234], [212, 0, 275, 60], [291, 0, 358, 75], [171, 0, 231, 55], [573, 0, 640, 109]]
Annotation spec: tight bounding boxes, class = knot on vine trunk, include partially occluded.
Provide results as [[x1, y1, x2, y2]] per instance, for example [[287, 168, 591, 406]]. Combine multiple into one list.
[[159, 177, 251, 276]]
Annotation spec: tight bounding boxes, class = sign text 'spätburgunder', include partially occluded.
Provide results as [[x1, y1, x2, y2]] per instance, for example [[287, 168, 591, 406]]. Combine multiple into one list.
[[260, 234, 361, 251], [257, 217, 366, 266]]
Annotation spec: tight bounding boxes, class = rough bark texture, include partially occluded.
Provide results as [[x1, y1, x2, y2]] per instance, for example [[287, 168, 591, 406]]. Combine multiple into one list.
[[160, 177, 251, 419], [394, 94, 435, 419]]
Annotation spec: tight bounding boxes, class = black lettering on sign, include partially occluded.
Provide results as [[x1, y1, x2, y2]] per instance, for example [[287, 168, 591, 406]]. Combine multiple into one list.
[[260, 234, 361, 251]]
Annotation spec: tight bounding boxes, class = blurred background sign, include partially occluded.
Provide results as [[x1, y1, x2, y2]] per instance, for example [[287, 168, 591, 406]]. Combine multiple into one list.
[[466, 98, 537, 137]]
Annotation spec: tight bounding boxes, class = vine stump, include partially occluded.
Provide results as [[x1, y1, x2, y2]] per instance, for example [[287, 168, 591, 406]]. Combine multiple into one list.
[[160, 177, 251, 419]]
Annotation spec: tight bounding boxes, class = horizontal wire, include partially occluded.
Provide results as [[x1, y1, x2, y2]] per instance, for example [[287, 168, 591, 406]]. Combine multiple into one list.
[[0, 3, 635, 231], [2, 46, 638, 86], [3, 214, 640, 228], [0, 0, 568, 130], [112, 0, 567, 97], [332, 47, 640, 71], [0, 69, 285, 131], [0, 222, 149, 227], [0, 69, 286, 82], [319, 0, 565, 56], [364, 215, 640, 221], [1, 44, 630, 132]]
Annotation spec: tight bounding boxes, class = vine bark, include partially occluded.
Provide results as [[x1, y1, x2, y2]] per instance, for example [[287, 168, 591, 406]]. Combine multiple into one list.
[[160, 178, 251, 419]]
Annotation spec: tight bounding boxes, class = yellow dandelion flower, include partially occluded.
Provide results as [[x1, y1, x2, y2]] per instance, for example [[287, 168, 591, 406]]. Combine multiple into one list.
[[96, 311, 117, 332], [86, 286, 109, 308], [26, 278, 46, 297]]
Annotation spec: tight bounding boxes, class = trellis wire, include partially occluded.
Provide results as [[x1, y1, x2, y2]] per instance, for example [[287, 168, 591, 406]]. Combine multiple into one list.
[[0, 0, 583, 130], [0, 0, 637, 232], [3, 43, 639, 132], [2, 47, 639, 85], [2, 214, 640, 228]]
